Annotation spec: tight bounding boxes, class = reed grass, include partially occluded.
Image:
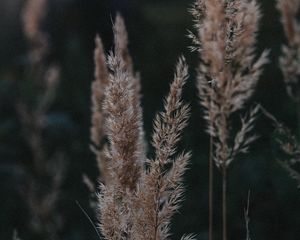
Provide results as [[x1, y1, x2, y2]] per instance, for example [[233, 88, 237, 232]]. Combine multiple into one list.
[[12, 1, 300, 239], [15, 0, 65, 238], [189, 1, 268, 239], [258, 0, 300, 188], [90, 14, 193, 240], [277, 0, 300, 103]]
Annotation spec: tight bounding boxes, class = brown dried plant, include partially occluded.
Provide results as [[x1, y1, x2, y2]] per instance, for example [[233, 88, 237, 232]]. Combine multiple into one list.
[[130, 57, 190, 240], [189, 1, 269, 239], [90, 35, 110, 184], [277, 0, 300, 103], [90, 14, 145, 186], [17, 0, 64, 239], [277, 0, 300, 139], [273, 0, 300, 187], [90, 15, 192, 240]]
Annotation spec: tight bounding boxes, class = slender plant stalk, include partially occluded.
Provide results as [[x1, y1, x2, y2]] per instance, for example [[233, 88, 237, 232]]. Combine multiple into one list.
[[189, 1, 268, 239], [209, 126, 213, 240], [277, 0, 300, 137], [276, 0, 300, 187], [18, 0, 64, 239], [222, 167, 227, 240], [221, 114, 229, 240], [245, 191, 251, 240]]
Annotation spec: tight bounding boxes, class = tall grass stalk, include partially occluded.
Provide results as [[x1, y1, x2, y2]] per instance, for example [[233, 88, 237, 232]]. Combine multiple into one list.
[[244, 191, 251, 240], [189, 1, 268, 239], [209, 134, 213, 240], [91, 14, 194, 240], [17, 0, 64, 238], [277, 0, 300, 138]]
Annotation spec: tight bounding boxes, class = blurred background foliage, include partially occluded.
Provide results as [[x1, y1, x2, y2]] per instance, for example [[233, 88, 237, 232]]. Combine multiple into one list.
[[0, 0, 299, 239]]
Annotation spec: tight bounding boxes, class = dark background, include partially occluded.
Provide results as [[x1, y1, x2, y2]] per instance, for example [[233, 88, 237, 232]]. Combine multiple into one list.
[[0, 0, 299, 239]]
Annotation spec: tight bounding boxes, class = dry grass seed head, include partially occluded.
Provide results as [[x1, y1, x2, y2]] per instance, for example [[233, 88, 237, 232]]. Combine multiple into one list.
[[277, 0, 300, 101], [192, 0, 268, 168], [103, 53, 143, 191], [131, 57, 191, 240]]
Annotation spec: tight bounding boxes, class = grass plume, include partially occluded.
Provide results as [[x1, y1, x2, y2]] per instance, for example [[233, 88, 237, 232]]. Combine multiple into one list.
[[190, 1, 268, 239], [91, 14, 192, 240], [277, 0, 300, 102], [16, 0, 65, 238]]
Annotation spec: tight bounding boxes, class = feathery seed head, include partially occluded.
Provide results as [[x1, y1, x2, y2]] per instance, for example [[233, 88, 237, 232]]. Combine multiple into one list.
[[91, 35, 109, 148], [278, 0, 300, 102], [192, 0, 267, 168], [96, 15, 191, 240], [104, 53, 143, 191]]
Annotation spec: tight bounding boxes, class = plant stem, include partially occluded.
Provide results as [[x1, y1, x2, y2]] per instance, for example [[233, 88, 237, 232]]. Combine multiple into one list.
[[209, 135, 214, 240], [222, 167, 227, 240]]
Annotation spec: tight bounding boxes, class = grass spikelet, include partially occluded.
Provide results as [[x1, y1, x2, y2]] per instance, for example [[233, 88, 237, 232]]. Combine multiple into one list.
[[90, 35, 111, 184], [277, 0, 300, 102], [90, 14, 145, 186], [131, 57, 191, 240], [103, 52, 143, 191], [190, 1, 268, 239], [95, 51, 191, 239]]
